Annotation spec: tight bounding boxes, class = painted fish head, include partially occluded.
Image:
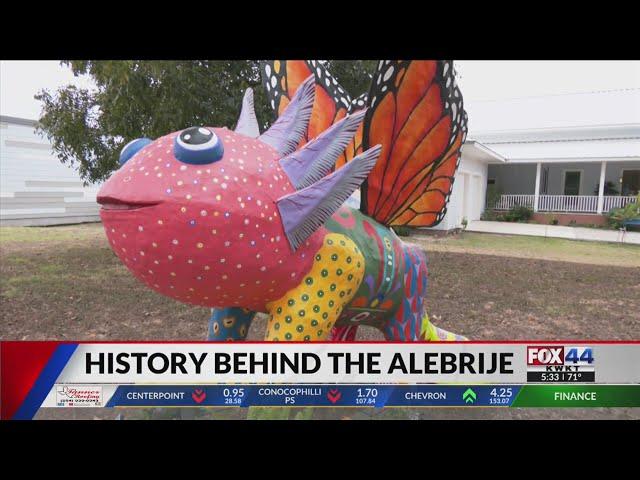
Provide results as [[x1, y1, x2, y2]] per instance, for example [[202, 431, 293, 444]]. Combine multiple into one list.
[[97, 127, 319, 309]]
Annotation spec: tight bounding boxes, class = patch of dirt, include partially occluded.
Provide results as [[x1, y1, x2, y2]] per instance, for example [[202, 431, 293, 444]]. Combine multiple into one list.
[[3, 247, 638, 341], [414, 252, 640, 341]]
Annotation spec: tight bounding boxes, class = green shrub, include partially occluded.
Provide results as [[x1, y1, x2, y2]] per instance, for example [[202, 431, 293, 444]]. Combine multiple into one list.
[[503, 205, 533, 223], [550, 218, 559, 225], [481, 209, 502, 221], [608, 194, 640, 229]]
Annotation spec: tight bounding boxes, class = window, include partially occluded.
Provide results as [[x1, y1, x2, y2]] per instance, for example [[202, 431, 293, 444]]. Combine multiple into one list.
[[563, 171, 581, 196], [621, 170, 640, 196]]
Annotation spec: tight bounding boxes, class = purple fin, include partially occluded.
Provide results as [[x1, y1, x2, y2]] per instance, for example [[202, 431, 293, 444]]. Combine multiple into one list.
[[279, 109, 367, 190], [277, 145, 382, 251], [234, 88, 260, 138], [259, 75, 315, 155]]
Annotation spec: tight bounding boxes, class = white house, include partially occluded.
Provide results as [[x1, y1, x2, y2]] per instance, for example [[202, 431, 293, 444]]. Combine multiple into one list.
[[434, 88, 640, 230], [0, 115, 101, 226]]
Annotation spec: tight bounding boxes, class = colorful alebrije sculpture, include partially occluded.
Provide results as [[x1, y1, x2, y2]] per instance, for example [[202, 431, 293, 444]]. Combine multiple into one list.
[[98, 60, 468, 342]]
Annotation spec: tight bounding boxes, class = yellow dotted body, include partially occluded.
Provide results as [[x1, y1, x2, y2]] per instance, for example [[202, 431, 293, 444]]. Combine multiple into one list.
[[265, 233, 364, 341]]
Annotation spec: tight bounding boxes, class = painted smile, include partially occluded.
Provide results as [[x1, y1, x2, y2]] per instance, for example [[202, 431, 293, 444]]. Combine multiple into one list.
[[97, 196, 159, 211]]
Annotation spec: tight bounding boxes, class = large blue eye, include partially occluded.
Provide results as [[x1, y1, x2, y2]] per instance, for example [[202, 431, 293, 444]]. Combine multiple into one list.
[[174, 127, 224, 164], [120, 138, 152, 166]]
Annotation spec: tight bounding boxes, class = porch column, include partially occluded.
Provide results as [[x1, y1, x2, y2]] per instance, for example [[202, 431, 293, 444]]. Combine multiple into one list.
[[534, 162, 541, 212], [597, 161, 606, 214]]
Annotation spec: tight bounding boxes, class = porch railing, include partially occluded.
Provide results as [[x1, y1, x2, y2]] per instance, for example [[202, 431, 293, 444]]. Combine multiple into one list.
[[538, 195, 598, 213], [491, 195, 636, 213], [493, 194, 535, 210], [603, 195, 637, 212]]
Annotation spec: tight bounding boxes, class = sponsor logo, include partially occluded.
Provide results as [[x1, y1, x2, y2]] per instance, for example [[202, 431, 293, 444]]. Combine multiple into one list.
[[56, 385, 103, 407]]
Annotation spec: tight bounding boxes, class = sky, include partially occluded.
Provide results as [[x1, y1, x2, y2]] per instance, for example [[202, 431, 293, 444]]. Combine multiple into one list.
[[456, 60, 640, 102], [1, 61, 94, 119], [1, 60, 639, 119]]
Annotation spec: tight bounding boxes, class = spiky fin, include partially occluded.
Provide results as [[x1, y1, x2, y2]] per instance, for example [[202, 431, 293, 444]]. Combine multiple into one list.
[[235, 88, 260, 138], [280, 110, 367, 190], [259, 75, 315, 156], [277, 145, 382, 251]]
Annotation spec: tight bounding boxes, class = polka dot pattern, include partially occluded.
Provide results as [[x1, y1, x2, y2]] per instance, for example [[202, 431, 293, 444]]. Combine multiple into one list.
[[262, 60, 355, 113], [265, 233, 364, 341], [99, 128, 323, 311]]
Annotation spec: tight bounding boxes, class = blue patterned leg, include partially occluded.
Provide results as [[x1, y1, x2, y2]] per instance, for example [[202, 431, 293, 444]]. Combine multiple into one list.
[[382, 247, 467, 342], [383, 247, 427, 342], [207, 307, 256, 341]]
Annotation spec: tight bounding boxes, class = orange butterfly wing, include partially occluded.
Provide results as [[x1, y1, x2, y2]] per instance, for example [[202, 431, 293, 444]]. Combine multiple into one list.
[[261, 60, 352, 148], [361, 60, 468, 227], [334, 93, 368, 169]]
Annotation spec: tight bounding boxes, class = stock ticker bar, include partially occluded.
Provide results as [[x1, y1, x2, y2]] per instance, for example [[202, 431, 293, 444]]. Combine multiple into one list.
[[6, 342, 640, 419], [101, 384, 640, 408]]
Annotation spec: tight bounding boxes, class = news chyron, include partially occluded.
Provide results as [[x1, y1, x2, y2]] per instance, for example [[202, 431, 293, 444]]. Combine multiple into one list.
[[527, 346, 595, 382]]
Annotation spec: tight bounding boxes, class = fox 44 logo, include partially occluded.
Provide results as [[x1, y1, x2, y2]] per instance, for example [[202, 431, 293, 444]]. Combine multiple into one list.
[[527, 346, 594, 366], [526, 346, 595, 382]]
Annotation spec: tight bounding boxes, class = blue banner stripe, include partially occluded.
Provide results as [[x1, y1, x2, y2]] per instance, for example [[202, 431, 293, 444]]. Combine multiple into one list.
[[105, 388, 120, 408], [13, 343, 78, 420]]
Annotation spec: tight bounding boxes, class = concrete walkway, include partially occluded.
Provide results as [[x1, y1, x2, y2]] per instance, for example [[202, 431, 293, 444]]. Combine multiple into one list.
[[466, 221, 640, 245]]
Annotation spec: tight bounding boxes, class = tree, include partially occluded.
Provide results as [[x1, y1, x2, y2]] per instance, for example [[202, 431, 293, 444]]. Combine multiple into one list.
[[324, 60, 377, 97], [36, 60, 378, 184], [36, 61, 271, 184]]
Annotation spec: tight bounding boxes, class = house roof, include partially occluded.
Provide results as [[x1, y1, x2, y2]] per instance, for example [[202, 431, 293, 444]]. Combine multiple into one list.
[[0, 115, 39, 127], [482, 138, 640, 164], [461, 141, 506, 163], [464, 89, 640, 163]]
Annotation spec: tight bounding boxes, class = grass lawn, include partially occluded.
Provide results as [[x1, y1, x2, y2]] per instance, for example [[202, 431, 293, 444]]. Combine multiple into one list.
[[1, 224, 639, 420], [411, 232, 640, 268]]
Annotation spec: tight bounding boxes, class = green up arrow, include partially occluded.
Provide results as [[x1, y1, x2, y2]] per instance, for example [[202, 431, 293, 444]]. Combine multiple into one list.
[[463, 388, 477, 404]]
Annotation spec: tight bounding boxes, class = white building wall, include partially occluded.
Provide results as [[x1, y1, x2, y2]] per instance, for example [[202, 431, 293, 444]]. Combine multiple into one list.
[[0, 117, 101, 226], [430, 153, 489, 231]]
